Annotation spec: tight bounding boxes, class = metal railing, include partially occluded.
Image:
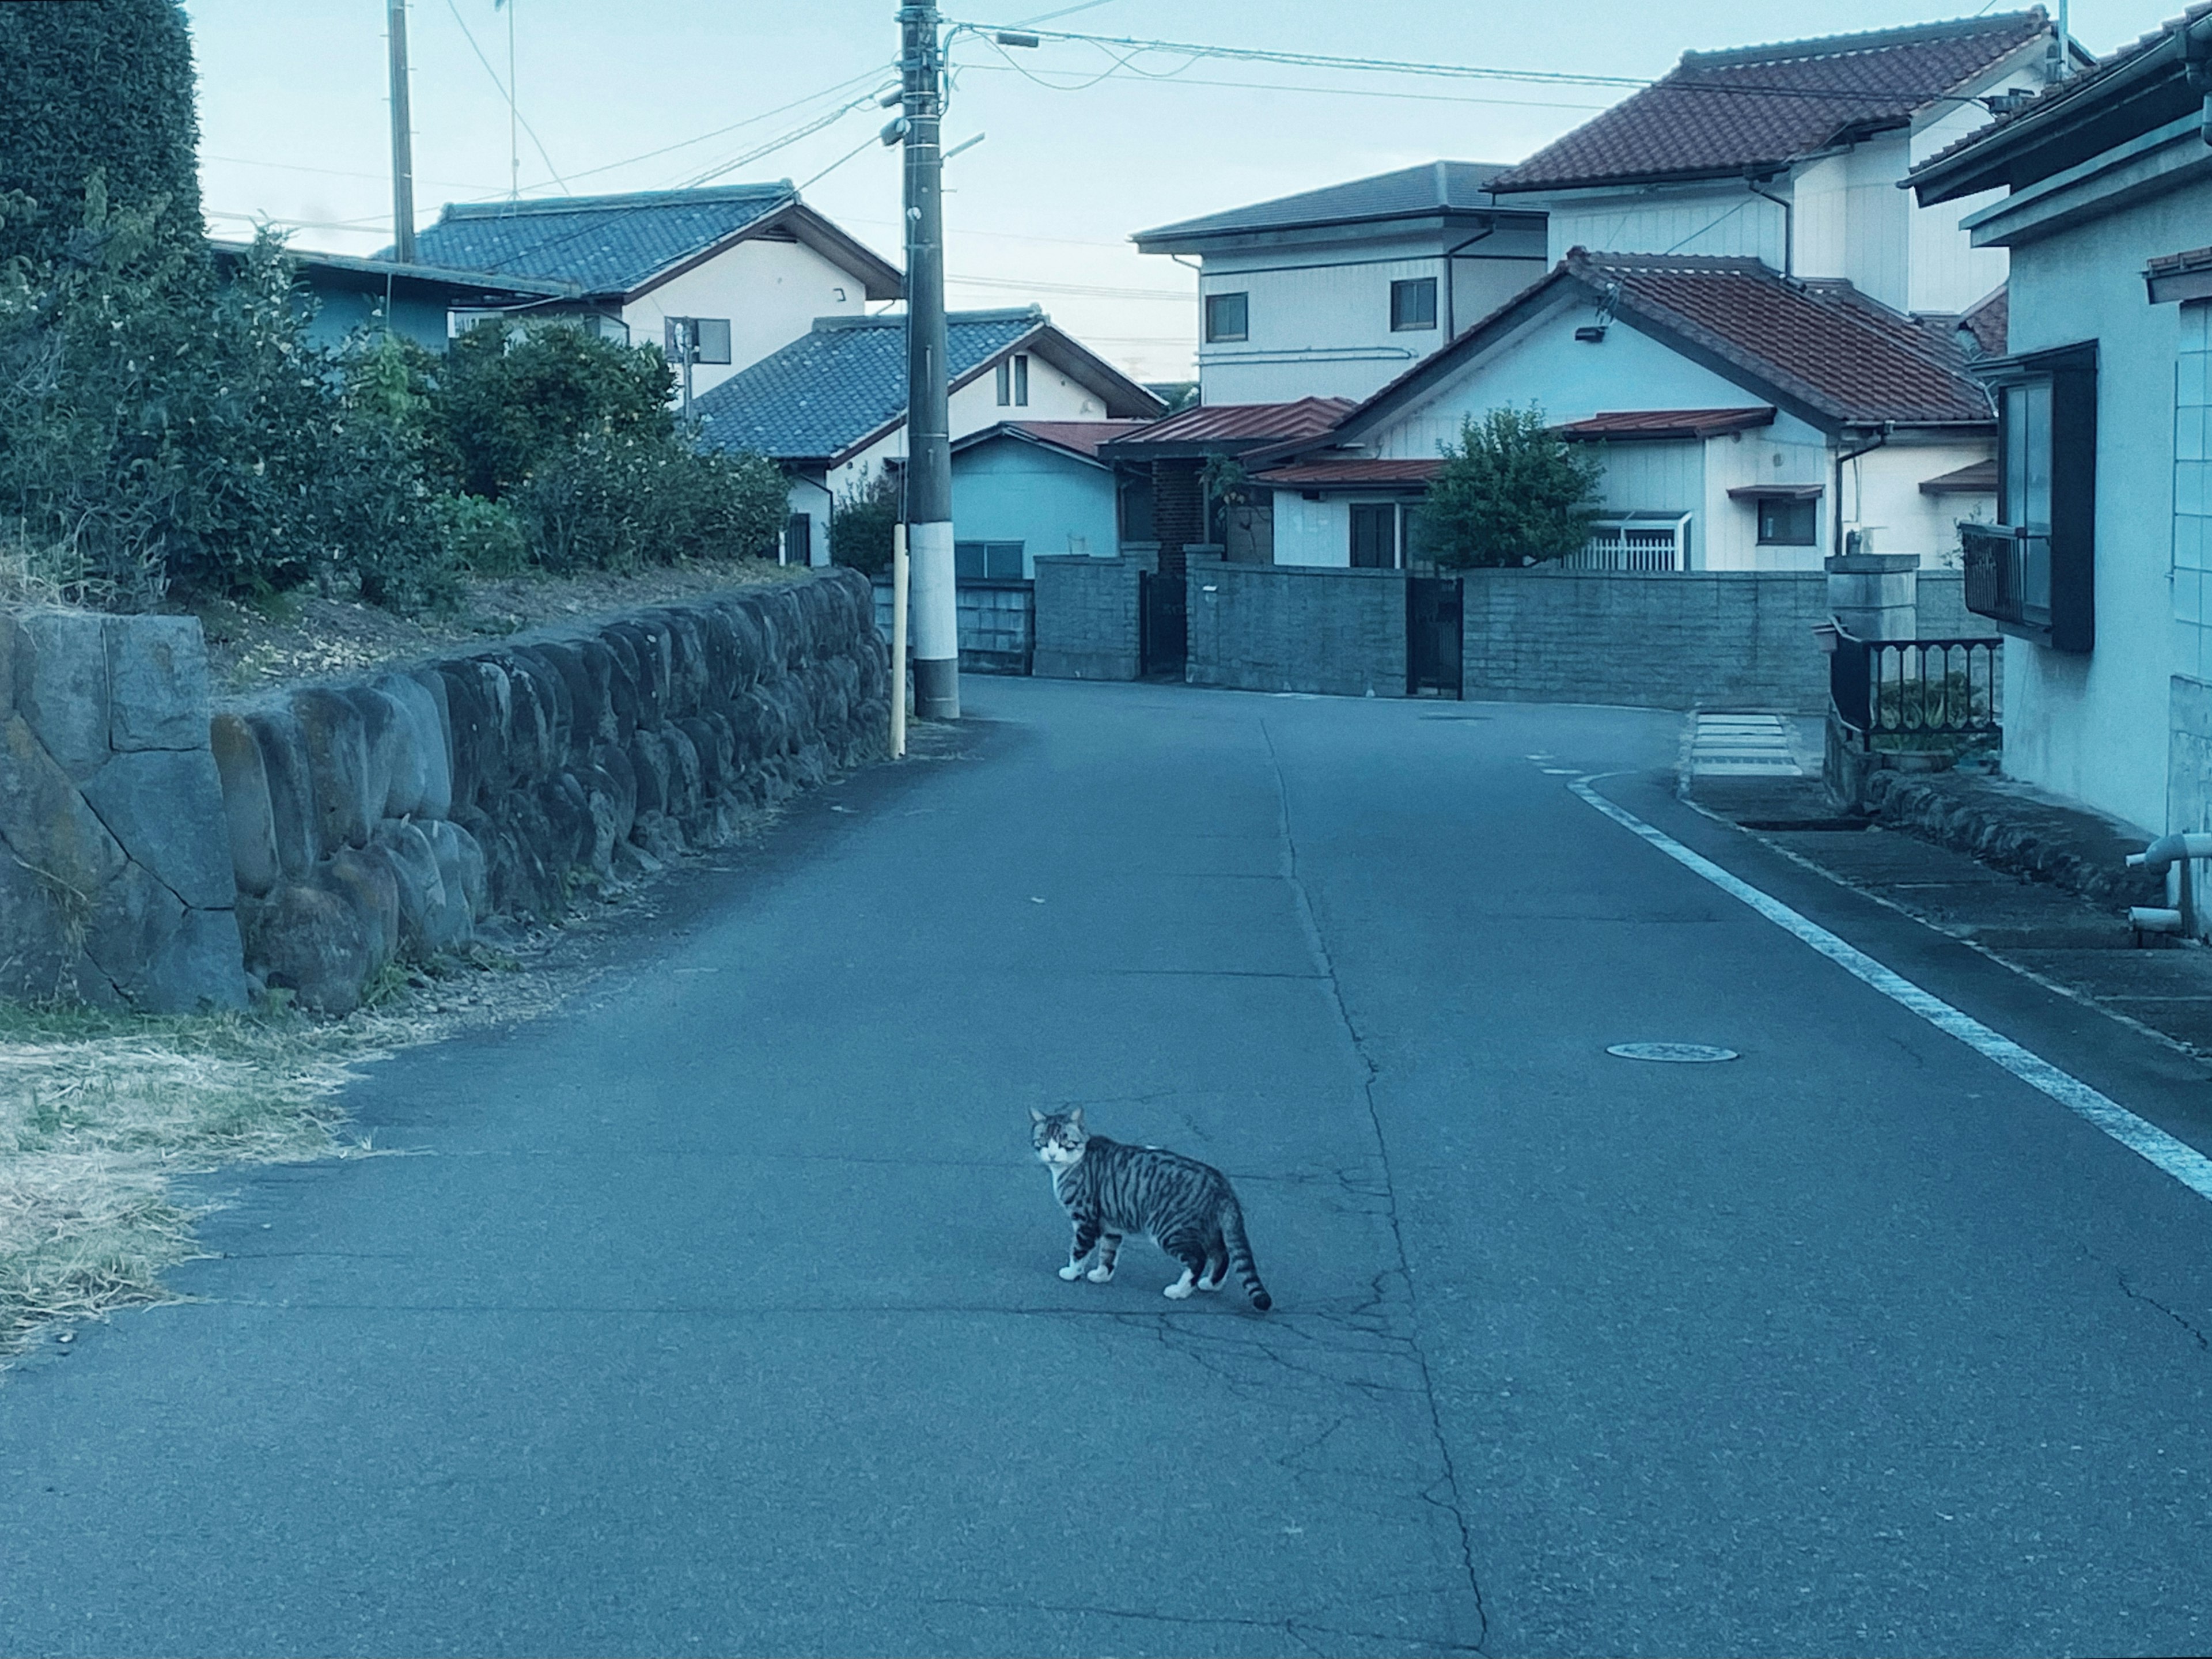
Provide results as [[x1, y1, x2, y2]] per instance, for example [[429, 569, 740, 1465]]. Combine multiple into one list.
[[1961, 521, 2051, 633], [1830, 628, 2003, 749]]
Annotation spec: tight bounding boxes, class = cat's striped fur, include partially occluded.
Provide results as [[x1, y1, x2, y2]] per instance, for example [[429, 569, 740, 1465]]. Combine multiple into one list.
[[1032, 1107, 1271, 1310]]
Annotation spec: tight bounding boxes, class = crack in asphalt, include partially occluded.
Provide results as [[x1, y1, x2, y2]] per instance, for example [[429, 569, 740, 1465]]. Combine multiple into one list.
[[919, 1594, 1487, 1657], [1259, 718, 1492, 1657], [2116, 1270, 2212, 1351]]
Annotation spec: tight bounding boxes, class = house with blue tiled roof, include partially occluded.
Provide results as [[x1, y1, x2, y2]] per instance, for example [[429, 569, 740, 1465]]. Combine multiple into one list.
[[694, 307, 1164, 567], [397, 183, 903, 401]]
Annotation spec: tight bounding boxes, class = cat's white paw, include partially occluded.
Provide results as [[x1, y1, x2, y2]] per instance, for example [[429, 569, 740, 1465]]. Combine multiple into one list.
[[1058, 1262, 1085, 1281], [1196, 1274, 1223, 1293], [1163, 1277, 1196, 1300], [1086, 1264, 1114, 1283]]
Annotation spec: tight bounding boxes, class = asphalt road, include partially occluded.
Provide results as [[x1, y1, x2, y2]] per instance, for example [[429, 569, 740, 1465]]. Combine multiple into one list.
[[6, 677, 2212, 1657]]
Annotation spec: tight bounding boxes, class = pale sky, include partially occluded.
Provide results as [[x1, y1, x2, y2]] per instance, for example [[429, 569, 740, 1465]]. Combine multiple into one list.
[[182, 1, 2186, 381]]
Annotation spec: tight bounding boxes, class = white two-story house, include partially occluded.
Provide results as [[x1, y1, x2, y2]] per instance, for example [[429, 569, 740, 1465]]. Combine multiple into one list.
[[1131, 162, 1550, 404], [404, 183, 904, 402], [1486, 10, 2082, 317]]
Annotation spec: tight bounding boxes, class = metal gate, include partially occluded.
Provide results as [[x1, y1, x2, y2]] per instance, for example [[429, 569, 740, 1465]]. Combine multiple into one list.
[[1406, 576, 1463, 698], [1139, 570, 1187, 678]]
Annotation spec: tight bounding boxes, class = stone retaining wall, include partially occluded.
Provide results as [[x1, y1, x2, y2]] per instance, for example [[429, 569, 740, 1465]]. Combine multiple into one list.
[[1, 610, 248, 1011], [210, 569, 887, 1013]]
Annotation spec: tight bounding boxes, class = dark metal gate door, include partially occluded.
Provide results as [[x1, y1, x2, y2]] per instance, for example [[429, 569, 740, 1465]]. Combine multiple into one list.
[[1406, 576, 1463, 698], [1139, 570, 1187, 677]]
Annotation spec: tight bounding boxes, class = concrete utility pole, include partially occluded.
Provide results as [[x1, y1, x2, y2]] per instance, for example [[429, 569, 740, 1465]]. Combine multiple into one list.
[[897, 2, 958, 720], [388, 0, 417, 262]]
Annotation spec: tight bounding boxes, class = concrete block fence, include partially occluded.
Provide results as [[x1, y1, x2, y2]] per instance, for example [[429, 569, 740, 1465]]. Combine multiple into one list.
[[1185, 559, 1407, 698], [1, 609, 249, 1011], [870, 575, 1034, 675], [1032, 555, 1143, 681], [2, 570, 888, 1017]]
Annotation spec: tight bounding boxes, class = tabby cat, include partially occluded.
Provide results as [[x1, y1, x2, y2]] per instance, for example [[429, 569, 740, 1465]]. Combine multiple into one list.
[[1031, 1107, 1272, 1311]]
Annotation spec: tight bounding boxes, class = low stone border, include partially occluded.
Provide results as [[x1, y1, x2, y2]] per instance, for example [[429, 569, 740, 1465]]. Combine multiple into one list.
[[1864, 767, 2163, 912]]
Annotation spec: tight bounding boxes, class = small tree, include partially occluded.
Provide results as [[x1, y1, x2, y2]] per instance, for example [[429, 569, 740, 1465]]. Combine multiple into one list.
[[1421, 405, 1604, 568], [829, 468, 899, 574]]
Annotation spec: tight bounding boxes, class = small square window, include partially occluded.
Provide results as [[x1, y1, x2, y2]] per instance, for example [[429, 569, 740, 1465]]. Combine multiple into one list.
[[1205, 291, 1248, 343], [662, 316, 732, 365], [1756, 497, 1817, 546], [1391, 277, 1437, 332]]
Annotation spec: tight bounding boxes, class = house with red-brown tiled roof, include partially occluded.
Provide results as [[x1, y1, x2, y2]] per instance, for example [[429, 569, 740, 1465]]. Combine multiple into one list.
[[1247, 249, 1997, 572], [1487, 11, 2086, 318]]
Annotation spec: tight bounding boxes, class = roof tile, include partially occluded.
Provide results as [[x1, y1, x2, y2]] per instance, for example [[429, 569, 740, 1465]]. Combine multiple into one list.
[[406, 184, 794, 296], [1135, 161, 1514, 247], [1490, 12, 2049, 192], [693, 310, 1042, 463]]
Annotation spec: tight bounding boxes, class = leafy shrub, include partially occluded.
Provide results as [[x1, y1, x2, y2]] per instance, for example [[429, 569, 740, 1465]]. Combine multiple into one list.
[[433, 493, 529, 575], [1421, 405, 1605, 568], [430, 321, 676, 499], [830, 468, 898, 574], [512, 431, 786, 573]]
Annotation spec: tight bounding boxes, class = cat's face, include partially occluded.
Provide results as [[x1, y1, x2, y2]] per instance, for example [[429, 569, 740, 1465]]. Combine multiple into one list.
[[1031, 1107, 1088, 1168]]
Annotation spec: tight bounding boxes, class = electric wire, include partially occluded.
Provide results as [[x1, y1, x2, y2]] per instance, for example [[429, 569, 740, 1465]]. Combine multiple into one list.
[[441, 0, 571, 192]]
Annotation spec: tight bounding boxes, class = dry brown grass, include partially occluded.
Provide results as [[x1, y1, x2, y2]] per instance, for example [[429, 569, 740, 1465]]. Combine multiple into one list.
[[0, 1001, 389, 1361]]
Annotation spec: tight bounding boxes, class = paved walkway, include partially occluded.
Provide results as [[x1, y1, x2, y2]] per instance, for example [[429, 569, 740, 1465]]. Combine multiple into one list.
[[5, 679, 2212, 1656]]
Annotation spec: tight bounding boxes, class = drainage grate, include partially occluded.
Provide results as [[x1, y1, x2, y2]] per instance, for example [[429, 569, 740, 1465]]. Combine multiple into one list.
[[1605, 1042, 1741, 1063]]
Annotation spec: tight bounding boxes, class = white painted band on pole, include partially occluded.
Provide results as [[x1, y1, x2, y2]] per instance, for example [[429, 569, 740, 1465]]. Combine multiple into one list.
[[889, 524, 908, 759], [909, 520, 957, 661], [1570, 777, 2212, 1205]]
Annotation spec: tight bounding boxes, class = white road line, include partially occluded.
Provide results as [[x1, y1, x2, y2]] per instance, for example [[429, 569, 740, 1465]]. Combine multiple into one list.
[[1570, 778, 2212, 1205]]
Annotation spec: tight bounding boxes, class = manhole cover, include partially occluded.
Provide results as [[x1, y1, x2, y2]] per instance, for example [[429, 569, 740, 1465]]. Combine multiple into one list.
[[1605, 1042, 1740, 1063]]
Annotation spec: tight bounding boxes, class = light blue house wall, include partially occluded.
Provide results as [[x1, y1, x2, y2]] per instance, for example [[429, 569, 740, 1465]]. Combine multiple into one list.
[[951, 435, 1119, 577]]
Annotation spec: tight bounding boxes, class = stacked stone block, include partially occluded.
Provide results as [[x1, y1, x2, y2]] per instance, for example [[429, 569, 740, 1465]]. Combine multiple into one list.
[[0, 609, 248, 1012], [871, 577, 1035, 675], [210, 570, 888, 1014]]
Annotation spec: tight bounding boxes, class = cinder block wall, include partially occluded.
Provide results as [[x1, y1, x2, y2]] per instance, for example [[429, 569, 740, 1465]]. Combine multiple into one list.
[[872, 578, 1034, 675], [209, 570, 888, 1014], [1185, 559, 1407, 698], [1032, 556, 1142, 681], [1915, 571, 1980, 639], [0, 609, 248, 1011]]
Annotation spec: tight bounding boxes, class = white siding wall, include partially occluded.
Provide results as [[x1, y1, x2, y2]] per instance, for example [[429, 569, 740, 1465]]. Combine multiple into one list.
[[1194, 224, 1547, 404], [1270, 492, 1351, 567], [1542, 185, 1787, 268], [1793, 135, 1911, 310], [1369, 298, 1767, 461], [1994, 185, 2203, 832], [1907, 73, 2041, 315], [619, 236, 872, 396], [784, 474, 834, 567], [1702, 427, 1831, 570], [825, 347, 1103, 502]]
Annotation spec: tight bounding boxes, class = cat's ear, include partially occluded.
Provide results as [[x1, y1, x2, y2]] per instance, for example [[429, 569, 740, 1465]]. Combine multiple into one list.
[[1068, 1106, 1085, 1126], [1029, 1107, 1046, 1123]]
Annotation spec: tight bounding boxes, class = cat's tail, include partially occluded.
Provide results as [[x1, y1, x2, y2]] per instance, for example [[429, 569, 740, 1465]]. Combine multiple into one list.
[[1220, 1198, 1272, 1312]]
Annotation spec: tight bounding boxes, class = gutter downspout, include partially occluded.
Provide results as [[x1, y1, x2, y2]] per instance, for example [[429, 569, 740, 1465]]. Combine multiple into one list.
[[1745, 172, 1792, 276], [1833, 424, 1892, 556], [1442, 217, 1497, 340], [2186, 17, 2212, 147]]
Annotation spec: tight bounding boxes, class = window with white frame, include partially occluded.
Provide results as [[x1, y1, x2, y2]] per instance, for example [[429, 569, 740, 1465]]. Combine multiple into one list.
[[994, 353, 1031, 407], [2177, 302, 2212, 665]]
